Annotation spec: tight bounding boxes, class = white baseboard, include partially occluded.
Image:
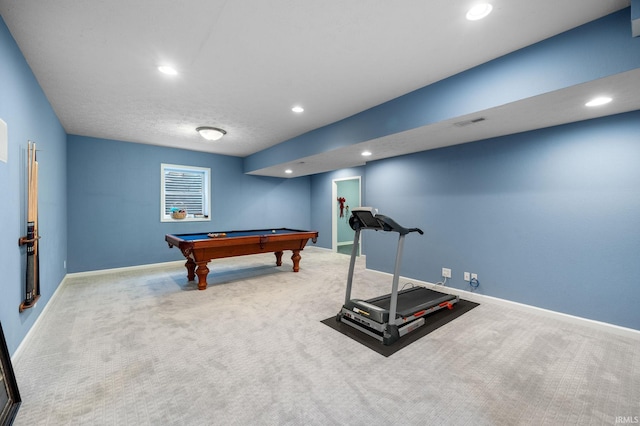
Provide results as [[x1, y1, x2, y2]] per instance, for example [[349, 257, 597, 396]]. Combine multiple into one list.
[[66, 260, 185, 278], [308, 246, 333, 252], [366, 268, 640, 341], [12, 274, 69, 363]]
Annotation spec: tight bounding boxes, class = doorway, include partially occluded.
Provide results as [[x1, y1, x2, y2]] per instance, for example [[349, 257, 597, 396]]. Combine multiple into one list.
[[332, 177, 361, 255]]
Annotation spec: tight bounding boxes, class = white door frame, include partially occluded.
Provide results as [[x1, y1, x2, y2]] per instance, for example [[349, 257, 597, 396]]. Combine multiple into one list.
[[332, 176, 361, 252]]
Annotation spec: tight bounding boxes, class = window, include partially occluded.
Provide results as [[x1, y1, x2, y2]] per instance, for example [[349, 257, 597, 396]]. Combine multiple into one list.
[[161, 163, 211, 222]]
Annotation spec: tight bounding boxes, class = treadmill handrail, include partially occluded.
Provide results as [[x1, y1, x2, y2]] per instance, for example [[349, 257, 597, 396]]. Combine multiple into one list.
[[350, 208, 423, 236]]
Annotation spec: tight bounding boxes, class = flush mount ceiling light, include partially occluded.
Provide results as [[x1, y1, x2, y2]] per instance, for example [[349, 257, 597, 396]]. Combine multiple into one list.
[[361, 150, 372, 157], [585, 96, 613, 107], [285, 169, 293, 174], [466, 3, 493, 20], [291, 106, 304, 113], [158, 65, 178, 75], [196, 127, 227, 141]]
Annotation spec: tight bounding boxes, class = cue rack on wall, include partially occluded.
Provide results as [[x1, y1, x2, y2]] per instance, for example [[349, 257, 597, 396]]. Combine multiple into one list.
[[18, 141, 41, 312]]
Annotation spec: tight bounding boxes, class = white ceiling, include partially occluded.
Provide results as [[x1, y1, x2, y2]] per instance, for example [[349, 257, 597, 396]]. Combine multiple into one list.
[[0, 0, 636, 177]]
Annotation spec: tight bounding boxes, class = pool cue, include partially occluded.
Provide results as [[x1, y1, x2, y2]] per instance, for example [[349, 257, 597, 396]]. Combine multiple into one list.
[[32, 143, 40, 300], [21, 142, 40, 311]]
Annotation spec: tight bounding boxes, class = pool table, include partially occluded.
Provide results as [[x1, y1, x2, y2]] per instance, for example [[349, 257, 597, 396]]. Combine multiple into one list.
[[165, 228, 318, 290]]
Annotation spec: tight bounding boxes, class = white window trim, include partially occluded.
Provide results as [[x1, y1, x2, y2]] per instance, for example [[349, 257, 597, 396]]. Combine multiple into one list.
[[160, 163, 211, 222]]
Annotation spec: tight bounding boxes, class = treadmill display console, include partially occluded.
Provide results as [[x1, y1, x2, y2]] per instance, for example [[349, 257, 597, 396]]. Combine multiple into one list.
[[350, 207, 382, 229]]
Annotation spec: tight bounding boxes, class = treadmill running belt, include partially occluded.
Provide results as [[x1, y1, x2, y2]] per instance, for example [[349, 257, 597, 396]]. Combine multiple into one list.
[[367, 287, 455, 315]]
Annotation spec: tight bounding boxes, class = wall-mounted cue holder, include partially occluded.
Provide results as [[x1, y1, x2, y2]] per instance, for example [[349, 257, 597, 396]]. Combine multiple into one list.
[[19, 141, 41, 312], [18, 235, 41, 245], [18, 235, 41, 312]]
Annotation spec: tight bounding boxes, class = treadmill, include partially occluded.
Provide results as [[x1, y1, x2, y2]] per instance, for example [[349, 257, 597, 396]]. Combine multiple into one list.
[[337, 207, 459, 345]]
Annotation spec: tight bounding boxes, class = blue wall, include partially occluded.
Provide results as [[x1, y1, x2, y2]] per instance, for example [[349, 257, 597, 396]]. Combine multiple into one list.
[[0, 17, 67, 355], [67, 135, 311, 273], [359, 111, 640, 330]]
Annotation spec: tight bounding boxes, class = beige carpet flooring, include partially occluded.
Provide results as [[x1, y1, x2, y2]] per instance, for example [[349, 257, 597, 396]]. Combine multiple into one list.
[[12, 247, 640, 425]]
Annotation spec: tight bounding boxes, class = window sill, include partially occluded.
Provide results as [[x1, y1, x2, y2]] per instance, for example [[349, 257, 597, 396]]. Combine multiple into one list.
[[161, 216, 211, 223]]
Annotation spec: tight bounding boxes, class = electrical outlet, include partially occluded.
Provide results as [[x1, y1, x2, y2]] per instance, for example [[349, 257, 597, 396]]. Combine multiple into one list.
[[471, 273, 478, 280], [442, 268, 452, 279], [464, 272, 470, 281]]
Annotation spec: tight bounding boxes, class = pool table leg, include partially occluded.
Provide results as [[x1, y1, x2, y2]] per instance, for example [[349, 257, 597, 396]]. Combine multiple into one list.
[[291, 249, 301, 272], [185, 257, 196, 282], [195, 261, 210, 290], [274, 251, 283, 266]]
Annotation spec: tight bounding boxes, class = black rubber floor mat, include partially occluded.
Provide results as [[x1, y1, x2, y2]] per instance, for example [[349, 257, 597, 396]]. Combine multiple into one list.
[[321, 299, 479, 357]]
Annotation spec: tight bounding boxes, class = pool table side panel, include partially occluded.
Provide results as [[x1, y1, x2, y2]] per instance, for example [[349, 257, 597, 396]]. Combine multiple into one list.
[[189, 238, 312, 262]]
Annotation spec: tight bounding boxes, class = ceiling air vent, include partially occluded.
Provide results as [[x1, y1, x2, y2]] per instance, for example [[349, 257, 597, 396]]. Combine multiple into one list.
[[454, 117, 486, 127]]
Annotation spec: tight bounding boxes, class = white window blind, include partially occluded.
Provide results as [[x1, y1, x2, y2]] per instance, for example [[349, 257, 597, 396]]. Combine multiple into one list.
[[161, 163, 210, 222]]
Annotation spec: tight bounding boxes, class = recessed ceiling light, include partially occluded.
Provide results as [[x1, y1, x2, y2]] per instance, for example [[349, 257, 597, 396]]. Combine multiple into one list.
[[466, 3, 493, 21], [291, 106, 304, 113], [285, 169, 293, 174], [361, 151, 372, 157], [585, 96, 612, 107], [158, 65, 178, 75]]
